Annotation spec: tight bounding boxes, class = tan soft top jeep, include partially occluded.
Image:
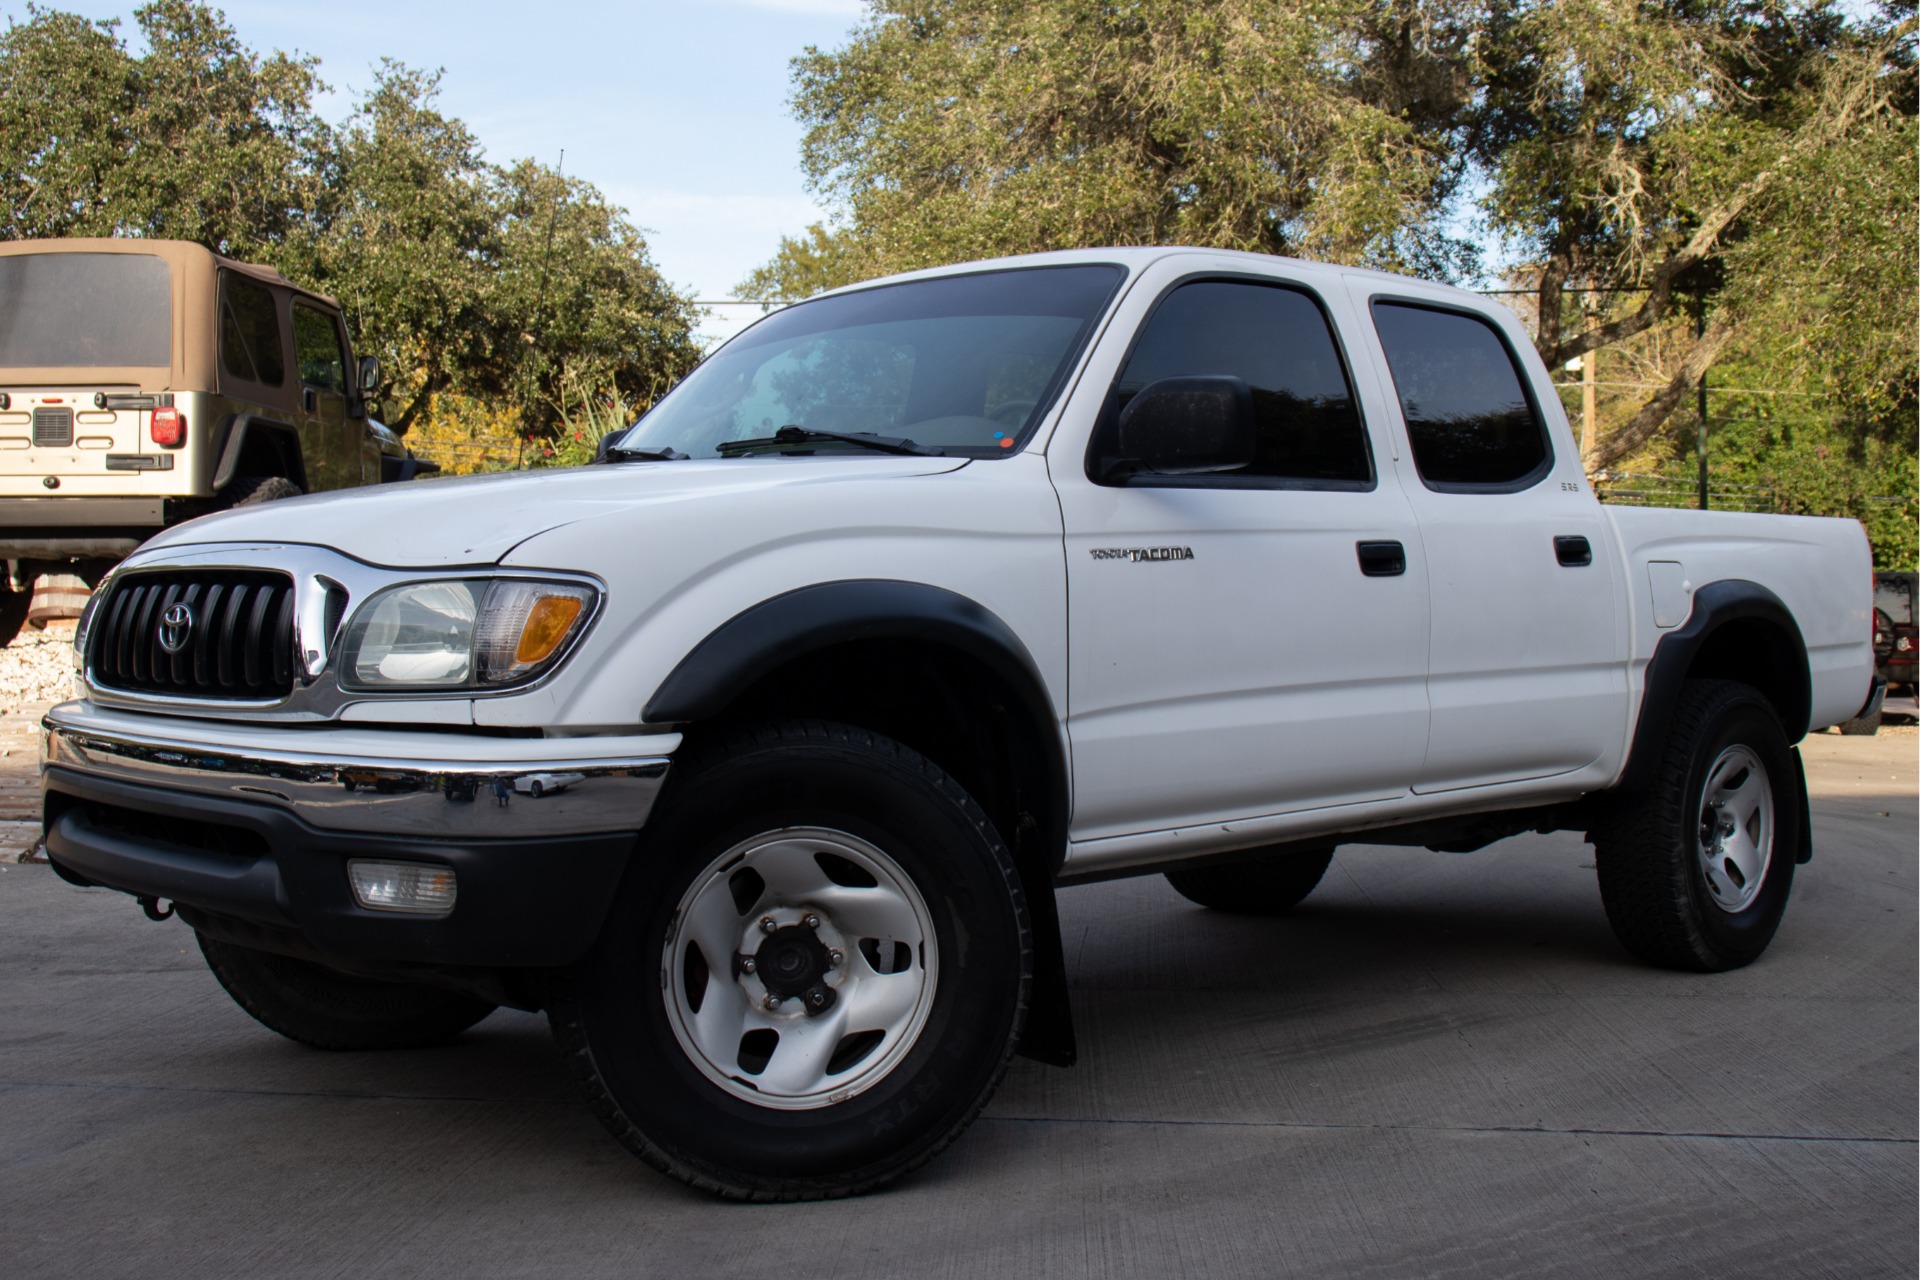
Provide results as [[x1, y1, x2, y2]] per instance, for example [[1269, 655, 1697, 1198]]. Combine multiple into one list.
[[0, 238, 425, 619]]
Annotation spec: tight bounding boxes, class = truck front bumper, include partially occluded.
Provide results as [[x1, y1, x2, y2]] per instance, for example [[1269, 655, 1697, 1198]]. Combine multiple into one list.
[[40, 701, 676, 969]]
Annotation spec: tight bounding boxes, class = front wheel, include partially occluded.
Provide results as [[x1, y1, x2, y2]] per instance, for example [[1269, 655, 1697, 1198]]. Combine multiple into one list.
[[1593, 679, 1799, 972], [549, 721, 1032, 1200]]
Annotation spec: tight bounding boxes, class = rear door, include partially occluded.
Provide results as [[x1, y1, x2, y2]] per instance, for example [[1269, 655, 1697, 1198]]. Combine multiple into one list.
[[1351, 284, 1627, 793]]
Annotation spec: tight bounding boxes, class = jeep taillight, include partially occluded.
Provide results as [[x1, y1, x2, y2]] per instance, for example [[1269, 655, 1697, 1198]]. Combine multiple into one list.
[[150, 406, 184, 447]]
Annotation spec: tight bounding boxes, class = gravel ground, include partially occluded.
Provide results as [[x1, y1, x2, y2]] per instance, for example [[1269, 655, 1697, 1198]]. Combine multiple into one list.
[[0, 628, 76, 706]]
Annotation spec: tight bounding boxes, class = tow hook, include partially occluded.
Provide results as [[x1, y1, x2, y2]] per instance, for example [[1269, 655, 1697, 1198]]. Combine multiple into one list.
[[137, 895, 174, 922]]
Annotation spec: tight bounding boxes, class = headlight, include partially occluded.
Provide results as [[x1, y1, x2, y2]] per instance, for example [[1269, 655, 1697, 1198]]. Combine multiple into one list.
[[338, 578, 595, 690]]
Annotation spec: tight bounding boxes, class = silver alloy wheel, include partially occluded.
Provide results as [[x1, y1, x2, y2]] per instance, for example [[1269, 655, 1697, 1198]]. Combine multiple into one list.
[[1696, 745, 1774, 913], [662, 826, 939, 1110]]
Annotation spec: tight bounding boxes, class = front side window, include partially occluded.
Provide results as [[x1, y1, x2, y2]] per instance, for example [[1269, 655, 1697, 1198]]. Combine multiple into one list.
[[292, 303, 346, 394], [1091, 279, 1373, 487], [621, 265, 1124, 459], [220, 274, 285, 387], [1371, 302, 1550, 490], [0, 253, 171, 368]]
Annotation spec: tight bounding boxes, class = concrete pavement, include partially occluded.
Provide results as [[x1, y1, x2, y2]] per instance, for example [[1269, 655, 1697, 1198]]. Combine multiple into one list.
[[2, 732, 1913, 1278]]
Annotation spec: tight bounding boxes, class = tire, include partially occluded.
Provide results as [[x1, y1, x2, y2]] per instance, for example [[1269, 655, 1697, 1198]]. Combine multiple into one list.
[[218, 474, 302, 508], [1164, 846, 1335, 915], [1592, 679, 1799, 972], [197, 933, 496, 1050], [0, 586, 28, 649], [549, 720, 1032, 1201], [1838, 708, 1882, 736]]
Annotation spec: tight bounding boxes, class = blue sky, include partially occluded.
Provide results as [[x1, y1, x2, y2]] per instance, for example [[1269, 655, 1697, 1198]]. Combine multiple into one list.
[[2, 0, 871, 342]]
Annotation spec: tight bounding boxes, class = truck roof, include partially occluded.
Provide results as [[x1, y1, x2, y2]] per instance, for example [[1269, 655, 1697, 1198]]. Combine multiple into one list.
[[809, 245, 1481, 305]]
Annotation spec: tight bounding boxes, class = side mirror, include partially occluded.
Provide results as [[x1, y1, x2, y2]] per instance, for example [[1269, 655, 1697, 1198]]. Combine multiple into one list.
[[1103, 376, 1256, 480], [358, 355, 381, 394]]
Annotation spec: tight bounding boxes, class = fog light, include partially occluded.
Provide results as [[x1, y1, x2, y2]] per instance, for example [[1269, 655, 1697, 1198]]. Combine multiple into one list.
[[348, 859, 457, 915]]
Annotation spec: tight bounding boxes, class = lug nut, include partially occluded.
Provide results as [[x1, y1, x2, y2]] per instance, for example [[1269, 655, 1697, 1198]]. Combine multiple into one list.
[[763, 994, 782, 1010], [740, 956, 756, 974], [802, 913, 820, 929], [828, 949, 843, 968], [760, 916, 778, 935], [807, 989, 827, 1008]]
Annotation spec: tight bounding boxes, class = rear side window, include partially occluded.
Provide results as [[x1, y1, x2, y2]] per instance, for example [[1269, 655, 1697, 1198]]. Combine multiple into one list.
[[1371, 302, 1549, 490], [292, 303, 346, 393], [1096, 279, 1372, 487], [0, 253, 171, 367], [221, 274, 286, 387]]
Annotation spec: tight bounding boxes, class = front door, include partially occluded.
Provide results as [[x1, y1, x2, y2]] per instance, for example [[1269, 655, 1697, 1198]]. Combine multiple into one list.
[[1056, 273, 1431, 843]]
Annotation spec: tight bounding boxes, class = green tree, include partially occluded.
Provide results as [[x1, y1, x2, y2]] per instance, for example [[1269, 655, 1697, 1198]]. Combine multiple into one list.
[[736, 222, 863, 303], [0, 3, 701, 443], [782, 0, 1481, 280], [1473, 0, 1915, 470], [0, 0, 326, 251]]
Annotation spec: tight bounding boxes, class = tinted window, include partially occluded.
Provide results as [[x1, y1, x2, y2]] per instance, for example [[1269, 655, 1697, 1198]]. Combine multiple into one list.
[[1099, 280, 1371, 485], [0, 253, 171, 367], [624, 265, 1124, 459], [221, 275, 285, 387], [1371, 302, 1548, 488], [293, 303, 345, 393]]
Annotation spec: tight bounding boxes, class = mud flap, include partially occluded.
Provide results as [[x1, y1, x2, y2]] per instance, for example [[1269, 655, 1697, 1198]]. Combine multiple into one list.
[[1015, 863, 1076, 1067], [1791, 746, 1813, 864]]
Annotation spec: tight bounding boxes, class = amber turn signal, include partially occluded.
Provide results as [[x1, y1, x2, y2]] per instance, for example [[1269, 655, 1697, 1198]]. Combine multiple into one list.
[[516, 594, 585, 665]]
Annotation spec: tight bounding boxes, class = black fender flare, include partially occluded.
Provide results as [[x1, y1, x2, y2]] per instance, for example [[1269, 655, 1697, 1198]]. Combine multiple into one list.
[[643, 579, 1078, 1065], [1622, 577, 1811, 793], [211, 413, 308, 493]]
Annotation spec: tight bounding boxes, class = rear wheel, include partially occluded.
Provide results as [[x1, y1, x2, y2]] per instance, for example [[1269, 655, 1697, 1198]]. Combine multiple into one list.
[[1164, 846, 1335, 915], [549, 721, 1031, 1201], [1593, 679, 1798, 972], [197, 934, 496, 1050]]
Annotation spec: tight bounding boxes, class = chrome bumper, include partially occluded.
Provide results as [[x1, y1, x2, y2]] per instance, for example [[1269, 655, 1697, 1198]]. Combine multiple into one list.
[[41, 702, 674, 839]]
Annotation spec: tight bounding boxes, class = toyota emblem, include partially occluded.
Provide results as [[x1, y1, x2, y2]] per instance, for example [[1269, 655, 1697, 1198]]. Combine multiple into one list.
[[157, 602, 194, 654]]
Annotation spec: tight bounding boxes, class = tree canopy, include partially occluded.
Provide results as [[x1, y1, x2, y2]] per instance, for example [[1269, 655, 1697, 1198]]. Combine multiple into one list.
[[753, 0, 1914, 555], [0, 1, 701, 436]]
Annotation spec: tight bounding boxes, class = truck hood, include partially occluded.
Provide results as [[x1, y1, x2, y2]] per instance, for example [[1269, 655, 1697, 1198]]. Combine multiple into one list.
[[145, 456, 969, 568]]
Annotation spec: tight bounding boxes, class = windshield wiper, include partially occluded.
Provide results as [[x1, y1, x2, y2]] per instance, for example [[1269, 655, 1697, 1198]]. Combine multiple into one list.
[[715, 425, 943, 457], [602, 443, 688, 463]]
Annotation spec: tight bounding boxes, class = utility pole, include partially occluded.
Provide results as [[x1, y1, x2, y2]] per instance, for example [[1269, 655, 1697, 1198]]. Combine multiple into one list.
[[1696, 313, 1710, 511], [1581, 331, 1597, 459]]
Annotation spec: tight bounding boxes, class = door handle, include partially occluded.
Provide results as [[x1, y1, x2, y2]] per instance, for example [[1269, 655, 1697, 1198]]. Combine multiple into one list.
[[1554, 535, 1593, 567], [1356, 541, 1406, 577]]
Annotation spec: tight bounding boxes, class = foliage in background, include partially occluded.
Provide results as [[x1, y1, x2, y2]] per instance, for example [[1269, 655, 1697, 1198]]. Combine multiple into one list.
[[759, 0, 1913, 559], [736, 222, 861, 306], [1475, 0, 1915, 471], [0, 1, 702, 445], [761, 0, 1483, 293]]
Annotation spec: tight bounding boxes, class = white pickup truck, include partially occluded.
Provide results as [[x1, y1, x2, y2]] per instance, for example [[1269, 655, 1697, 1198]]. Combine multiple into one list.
[[41, 248, 1882, 1200]]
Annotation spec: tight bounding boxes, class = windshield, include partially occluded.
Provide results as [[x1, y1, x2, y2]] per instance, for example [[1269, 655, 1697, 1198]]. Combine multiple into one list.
[[622, 264, 1125, 459], [0, 253, 172, 368]]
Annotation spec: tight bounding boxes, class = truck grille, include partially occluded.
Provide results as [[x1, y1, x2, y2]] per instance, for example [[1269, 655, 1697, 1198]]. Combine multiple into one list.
[[89, 570, 297, 699], [32, 407, 72, 447]]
